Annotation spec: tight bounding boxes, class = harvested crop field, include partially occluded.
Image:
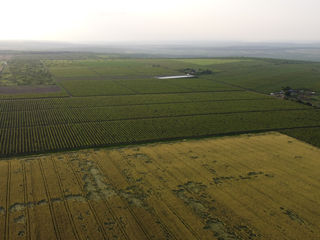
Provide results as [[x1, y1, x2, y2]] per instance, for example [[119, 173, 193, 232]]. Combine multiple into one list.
[[0, 132, 320, 240]]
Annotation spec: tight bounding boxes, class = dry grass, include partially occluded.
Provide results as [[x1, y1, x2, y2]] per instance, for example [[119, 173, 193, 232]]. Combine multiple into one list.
[[0, 132, 320, 239]]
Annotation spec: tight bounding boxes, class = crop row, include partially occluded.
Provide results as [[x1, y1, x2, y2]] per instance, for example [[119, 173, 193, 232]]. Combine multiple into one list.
[[0, 99, 310, 128], [0, 91, 269, 112], [1, 109, 320, 157], [281, 127, 320, 148], [59, 77, 239, 97]]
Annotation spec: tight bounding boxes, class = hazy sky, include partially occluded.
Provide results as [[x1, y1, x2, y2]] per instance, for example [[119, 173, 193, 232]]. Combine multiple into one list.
[[1, 0, 320, 43]]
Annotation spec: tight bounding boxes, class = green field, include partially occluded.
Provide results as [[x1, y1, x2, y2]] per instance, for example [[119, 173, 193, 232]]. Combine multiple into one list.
[[212, 59, 320, 93], [0, 59, 54, 86], [176, 58, 252, 65], [0, 54, 320, 156]]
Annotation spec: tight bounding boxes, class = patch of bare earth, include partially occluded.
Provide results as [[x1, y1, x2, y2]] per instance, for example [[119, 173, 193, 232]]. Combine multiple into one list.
[[0, 85, 61, 94]]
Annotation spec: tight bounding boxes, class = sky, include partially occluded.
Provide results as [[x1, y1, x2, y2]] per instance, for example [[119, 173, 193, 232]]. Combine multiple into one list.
[[1, 0, 320, 43]]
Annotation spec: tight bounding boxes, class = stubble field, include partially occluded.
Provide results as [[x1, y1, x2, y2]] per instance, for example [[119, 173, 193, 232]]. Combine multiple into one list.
[[1, 132, 319, 240]]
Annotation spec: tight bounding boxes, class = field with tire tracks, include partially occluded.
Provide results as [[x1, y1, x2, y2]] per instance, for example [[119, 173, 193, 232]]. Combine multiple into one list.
[[0, 132, 320, 240]]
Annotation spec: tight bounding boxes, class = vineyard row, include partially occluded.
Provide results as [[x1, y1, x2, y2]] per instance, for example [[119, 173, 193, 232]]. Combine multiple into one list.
[[1, 110, 320, 157], [0, 99, 311, 129]]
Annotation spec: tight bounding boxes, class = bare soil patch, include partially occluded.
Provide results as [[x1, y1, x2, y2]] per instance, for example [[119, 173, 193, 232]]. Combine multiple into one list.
[[0, 85, 61, 94]]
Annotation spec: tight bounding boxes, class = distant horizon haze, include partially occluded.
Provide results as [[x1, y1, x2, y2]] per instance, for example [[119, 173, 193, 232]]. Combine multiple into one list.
[[1, 0, 320, 43]]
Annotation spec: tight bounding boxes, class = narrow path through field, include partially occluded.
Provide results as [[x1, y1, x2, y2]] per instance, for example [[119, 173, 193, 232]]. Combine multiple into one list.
[[22, 162, 31, 240], [5, 162, 11, 240], [38, 159, 61, 240]]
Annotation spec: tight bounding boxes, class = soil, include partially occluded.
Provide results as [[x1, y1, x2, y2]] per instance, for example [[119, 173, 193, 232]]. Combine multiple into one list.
[[0, 85, 61, 94]]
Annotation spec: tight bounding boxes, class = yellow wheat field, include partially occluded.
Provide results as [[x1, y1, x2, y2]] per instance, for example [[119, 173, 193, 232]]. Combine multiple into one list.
[[0, 132, 320, 240]]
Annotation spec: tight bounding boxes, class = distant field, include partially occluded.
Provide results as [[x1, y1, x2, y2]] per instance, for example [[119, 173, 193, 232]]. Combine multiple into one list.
[[0, 61, 5, 73], [45, 58, 320, 97], [0, 55, 320, 156], [0, 58, 66, 98], [212, 59, 320, 93], [1, 133, 319, 240], [45, 59, 182, 80], [3, 56, 320, 97], [0, 59, 54, 86], [177, 58, 252, 65]]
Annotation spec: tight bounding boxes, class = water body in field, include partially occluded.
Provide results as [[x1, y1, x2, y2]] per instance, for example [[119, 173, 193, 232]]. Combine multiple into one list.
[[156, 75, 195, 79]]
